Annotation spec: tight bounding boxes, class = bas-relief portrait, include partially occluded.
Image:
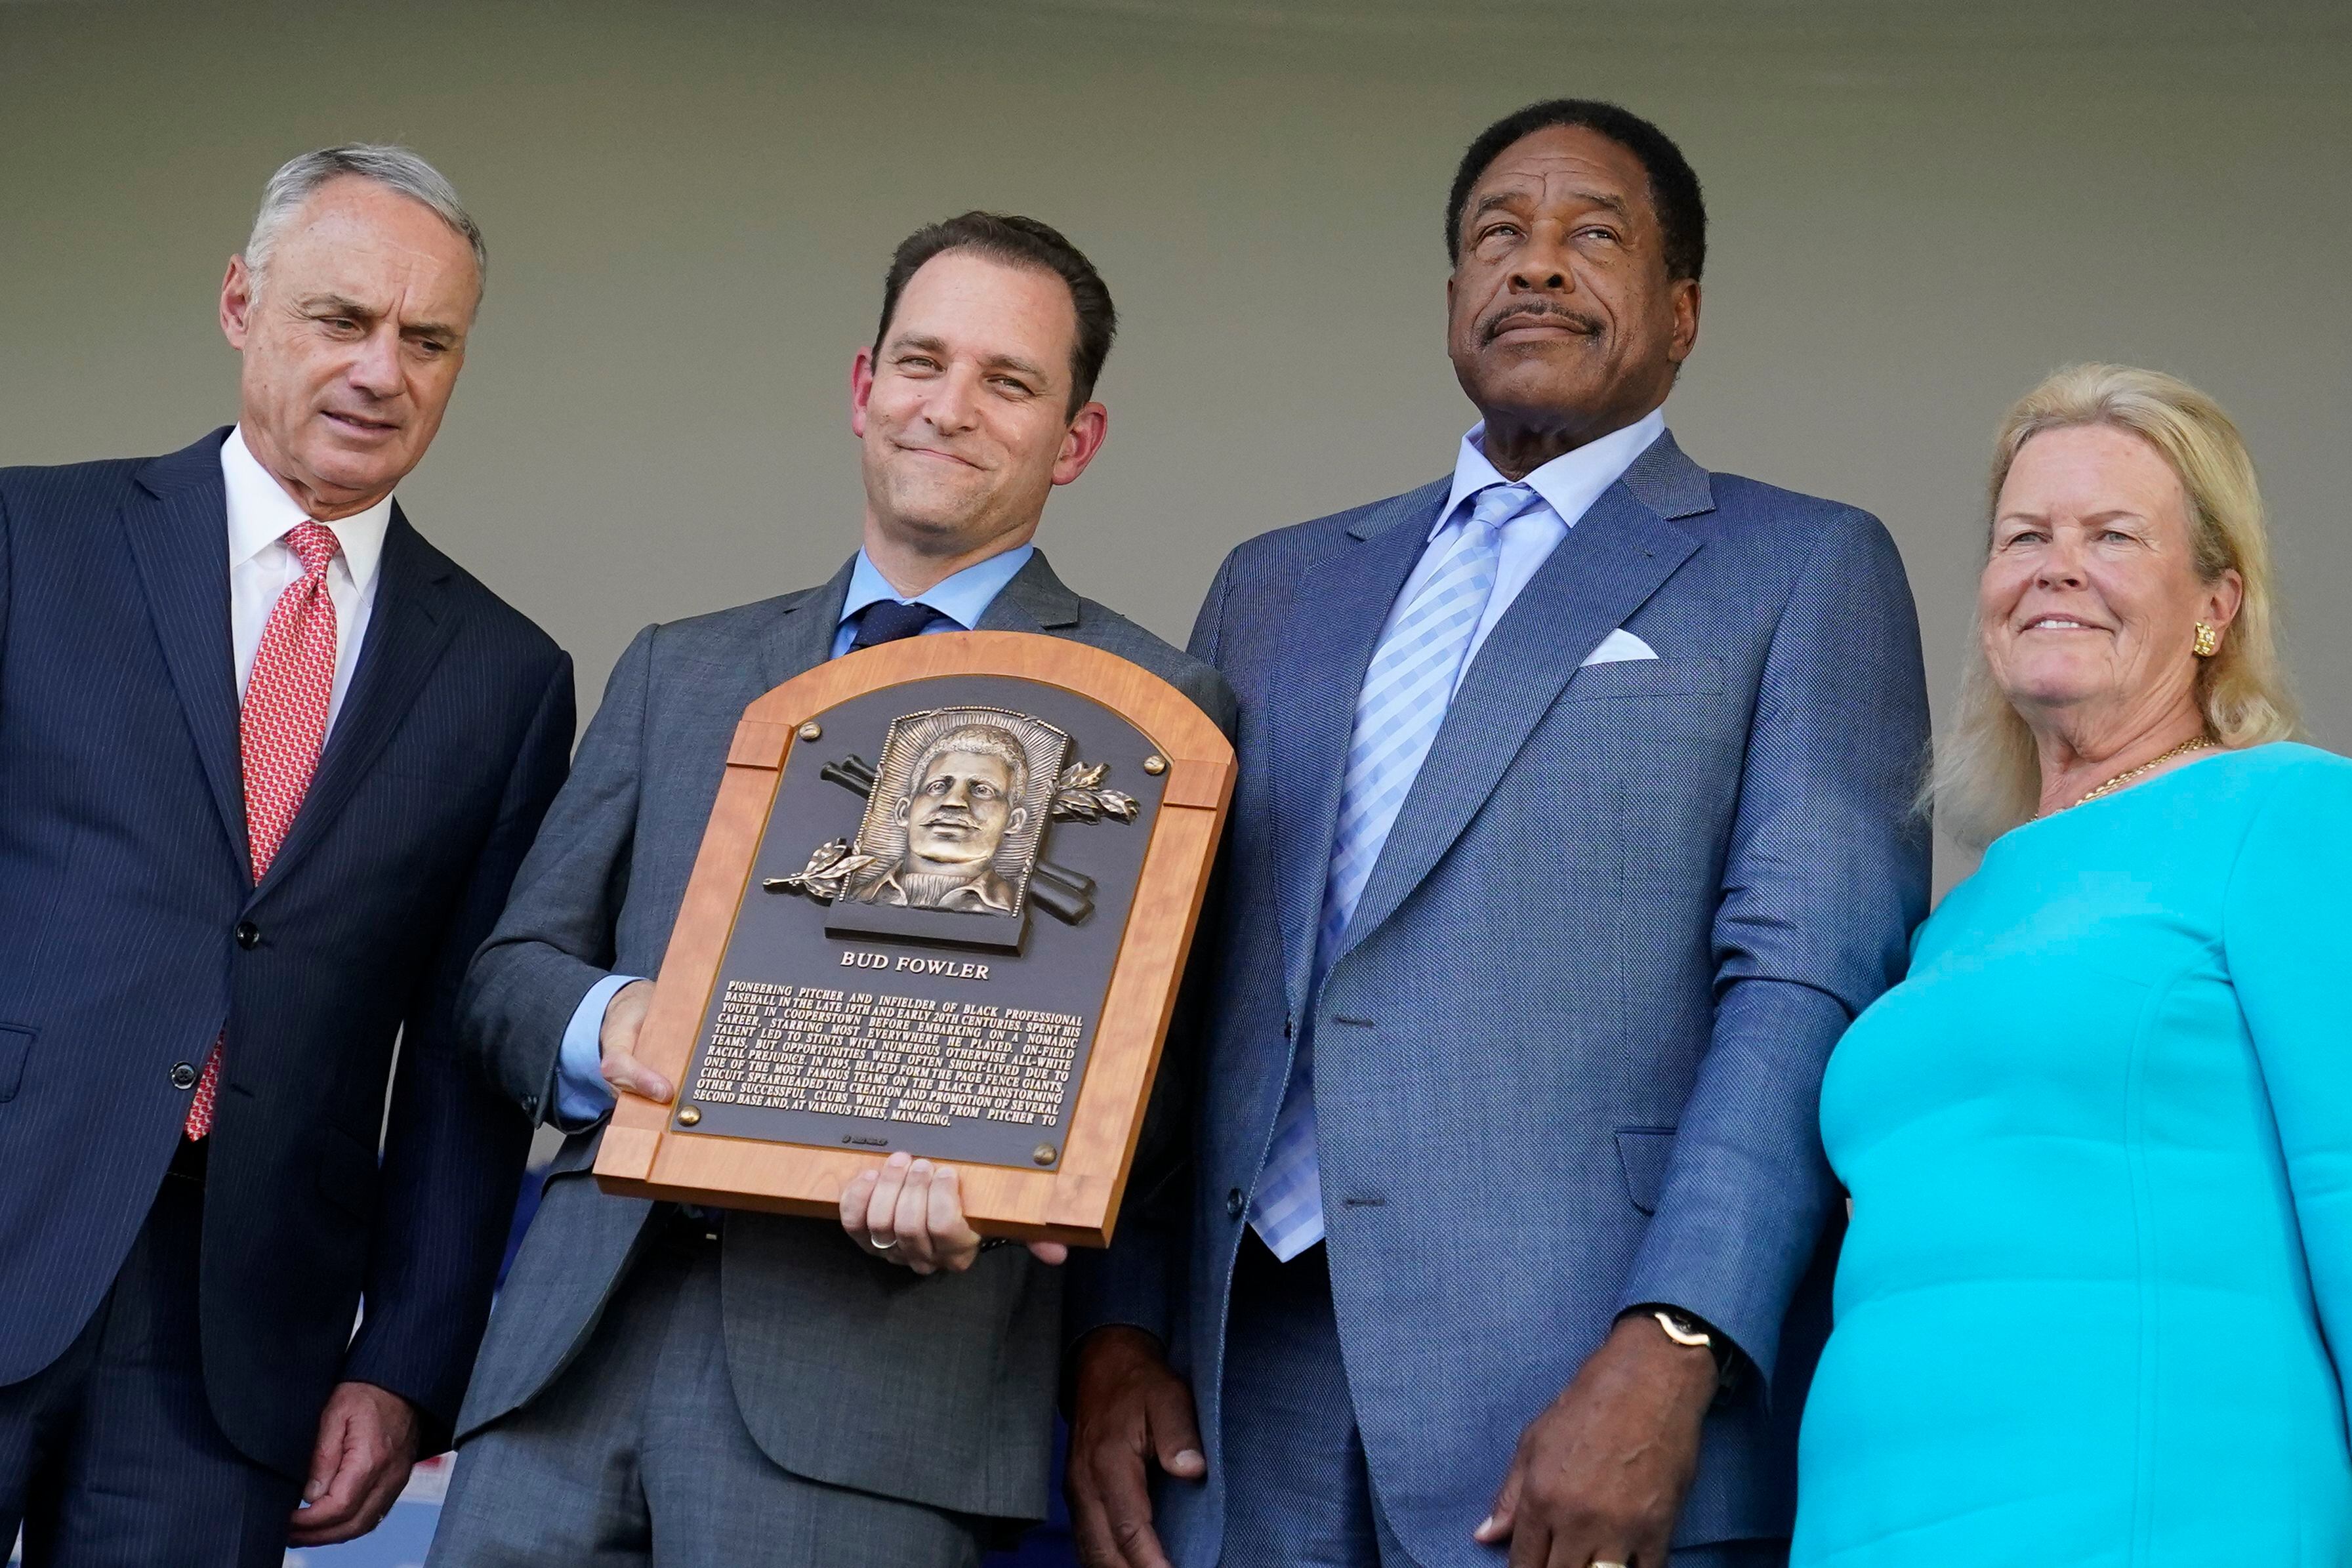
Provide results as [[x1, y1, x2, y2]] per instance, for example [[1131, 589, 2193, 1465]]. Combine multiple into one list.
[[767, 703, 1139, 928], [844, 708, 1069, 918]]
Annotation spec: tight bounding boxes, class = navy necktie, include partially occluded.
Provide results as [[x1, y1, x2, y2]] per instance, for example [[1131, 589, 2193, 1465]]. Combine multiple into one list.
[[850, 599, 947, 650]]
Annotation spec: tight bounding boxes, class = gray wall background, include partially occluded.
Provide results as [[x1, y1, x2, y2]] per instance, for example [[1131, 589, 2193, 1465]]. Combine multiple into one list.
[[5, 0, 2346, 887]]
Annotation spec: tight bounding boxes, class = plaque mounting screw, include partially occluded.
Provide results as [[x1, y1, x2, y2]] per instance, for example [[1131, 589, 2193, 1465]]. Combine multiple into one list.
[[1033, 1144, 1058, 1166], [1142, 755, 1167, 775], [676, 1105, 702, 1126], [798, 722, 823, 742]]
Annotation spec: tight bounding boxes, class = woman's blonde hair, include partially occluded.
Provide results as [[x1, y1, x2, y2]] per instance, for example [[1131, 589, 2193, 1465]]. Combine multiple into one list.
[[1931, 363, 2298, 846]]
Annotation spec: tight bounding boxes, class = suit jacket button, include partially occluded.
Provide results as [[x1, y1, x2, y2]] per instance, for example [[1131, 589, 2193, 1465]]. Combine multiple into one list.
[[522, 1094, 540, 1116], [234, 920, 261, 950], [170, 1062, 197, 1089], [1226, 1187, 1246, 1220]]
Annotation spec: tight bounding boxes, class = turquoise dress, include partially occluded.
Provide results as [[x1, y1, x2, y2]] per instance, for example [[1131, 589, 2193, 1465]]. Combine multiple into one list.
[[1795, 742, 2352, 1566]]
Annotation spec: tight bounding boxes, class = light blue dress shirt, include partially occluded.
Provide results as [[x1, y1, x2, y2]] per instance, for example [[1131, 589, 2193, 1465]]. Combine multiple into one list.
[[828, 544, 1034, 659], [548, 543, 1037, 1127], [1399, 406, 1666, 683]]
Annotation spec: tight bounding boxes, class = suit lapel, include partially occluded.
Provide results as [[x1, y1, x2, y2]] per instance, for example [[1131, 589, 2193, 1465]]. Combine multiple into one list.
[[255, 508, 461, 899], [1328, 438, 1710, 972], [119, 430, 249, 876], [757, 556, 858, 688], [753, 546, 1069, 692], [1268, 480, 1450, 1019], [980, 549, 1080, 633]]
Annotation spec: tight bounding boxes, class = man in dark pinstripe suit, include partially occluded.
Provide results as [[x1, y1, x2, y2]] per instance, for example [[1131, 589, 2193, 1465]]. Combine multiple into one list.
[[0, 145, 571, 1566]]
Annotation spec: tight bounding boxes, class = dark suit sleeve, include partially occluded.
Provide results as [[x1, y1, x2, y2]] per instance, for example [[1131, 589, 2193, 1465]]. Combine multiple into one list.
[[459, 624, 655, 1122], [340, 650, 577, 1444], [1178, 664, 1239, 740], [1, 484, 12, 679], [1064, 550, 1240, 1355], [1613, 508, 1929, 1393]]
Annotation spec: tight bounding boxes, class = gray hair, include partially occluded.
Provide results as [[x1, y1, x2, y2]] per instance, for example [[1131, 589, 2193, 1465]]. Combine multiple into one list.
[[243, 143, 486, 300]]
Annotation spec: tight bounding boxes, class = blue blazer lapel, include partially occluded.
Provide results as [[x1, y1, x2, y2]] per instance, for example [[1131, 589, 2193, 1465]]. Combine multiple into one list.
[[1268, 479, 1449, 1019], [1331, 435, 1711, 972], [119, 430, 249, 877], [257, 507, 461, 898]]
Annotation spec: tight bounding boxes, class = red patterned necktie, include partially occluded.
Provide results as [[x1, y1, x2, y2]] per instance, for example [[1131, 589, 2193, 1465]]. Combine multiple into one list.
[[185, 522, 341, 1140]]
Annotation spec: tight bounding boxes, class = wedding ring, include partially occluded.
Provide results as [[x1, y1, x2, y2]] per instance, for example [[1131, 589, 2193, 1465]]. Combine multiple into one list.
[[871, 1235, 899, 1251], [1590, 1561, 1630, 1568]]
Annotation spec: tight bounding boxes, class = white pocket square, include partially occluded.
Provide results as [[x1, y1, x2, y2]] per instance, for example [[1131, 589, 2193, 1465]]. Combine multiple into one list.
[[1580, 628, 1658, 666]]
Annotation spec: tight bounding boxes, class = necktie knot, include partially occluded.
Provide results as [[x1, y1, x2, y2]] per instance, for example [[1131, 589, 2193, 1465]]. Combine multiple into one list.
[[285, 522, 340, 577], [850, 599, 947, 650], [1463, 481, 1538, 537]]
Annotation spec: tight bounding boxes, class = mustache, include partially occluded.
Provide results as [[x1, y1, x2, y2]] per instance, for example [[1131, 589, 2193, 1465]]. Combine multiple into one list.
[[1481, 301, 1603, 344]]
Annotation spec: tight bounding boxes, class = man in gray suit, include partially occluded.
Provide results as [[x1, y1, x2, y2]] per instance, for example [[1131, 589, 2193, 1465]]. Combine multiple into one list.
[[429, 213, 1233, 1567], [1065, 101, 1930, 1568]]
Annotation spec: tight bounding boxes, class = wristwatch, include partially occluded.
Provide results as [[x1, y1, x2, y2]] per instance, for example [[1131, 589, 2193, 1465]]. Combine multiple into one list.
[[1643, 1306, 1737, 1391]]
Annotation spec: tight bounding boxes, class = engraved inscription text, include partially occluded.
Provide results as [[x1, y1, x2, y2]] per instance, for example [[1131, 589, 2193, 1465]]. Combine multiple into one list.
[[691, 980, 1085, 1128]]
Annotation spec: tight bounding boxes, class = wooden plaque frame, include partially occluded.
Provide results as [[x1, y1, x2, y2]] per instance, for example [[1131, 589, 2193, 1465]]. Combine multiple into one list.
[[592, 632, 1234, 1248]]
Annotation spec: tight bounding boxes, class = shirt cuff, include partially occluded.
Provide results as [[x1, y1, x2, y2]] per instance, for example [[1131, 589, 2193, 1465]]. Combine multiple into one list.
[[552, 973, 644, 1129]]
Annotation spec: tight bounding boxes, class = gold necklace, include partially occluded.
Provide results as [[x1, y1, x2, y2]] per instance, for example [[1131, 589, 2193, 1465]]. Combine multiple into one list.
[[2044, 735, 2215, 817]]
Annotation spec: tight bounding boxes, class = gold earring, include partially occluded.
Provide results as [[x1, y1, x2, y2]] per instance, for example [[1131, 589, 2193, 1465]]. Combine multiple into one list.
[[2193, 621, 2220, 658]]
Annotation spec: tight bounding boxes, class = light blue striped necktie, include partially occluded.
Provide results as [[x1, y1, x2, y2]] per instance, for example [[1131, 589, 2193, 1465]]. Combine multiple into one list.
[[1251, 481, 1537, 1260]]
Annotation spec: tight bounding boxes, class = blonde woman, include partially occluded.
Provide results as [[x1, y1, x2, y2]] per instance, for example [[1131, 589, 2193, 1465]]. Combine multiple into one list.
[[1792, 365, 2352, 1565]]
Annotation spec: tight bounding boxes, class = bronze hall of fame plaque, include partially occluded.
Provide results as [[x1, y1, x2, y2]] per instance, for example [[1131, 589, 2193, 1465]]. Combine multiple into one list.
[[594, 632, 1235, 1248]]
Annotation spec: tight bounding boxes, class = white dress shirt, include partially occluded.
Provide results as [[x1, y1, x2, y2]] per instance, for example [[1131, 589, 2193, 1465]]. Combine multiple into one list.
[[1388, 405, 1669, 691], [221, 424, 392, 735]]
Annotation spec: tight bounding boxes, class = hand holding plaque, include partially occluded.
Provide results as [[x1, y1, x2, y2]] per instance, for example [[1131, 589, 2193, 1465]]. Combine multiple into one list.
[[592, 631, 1234, 1248], [837, 1152, 1071, 1273]]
